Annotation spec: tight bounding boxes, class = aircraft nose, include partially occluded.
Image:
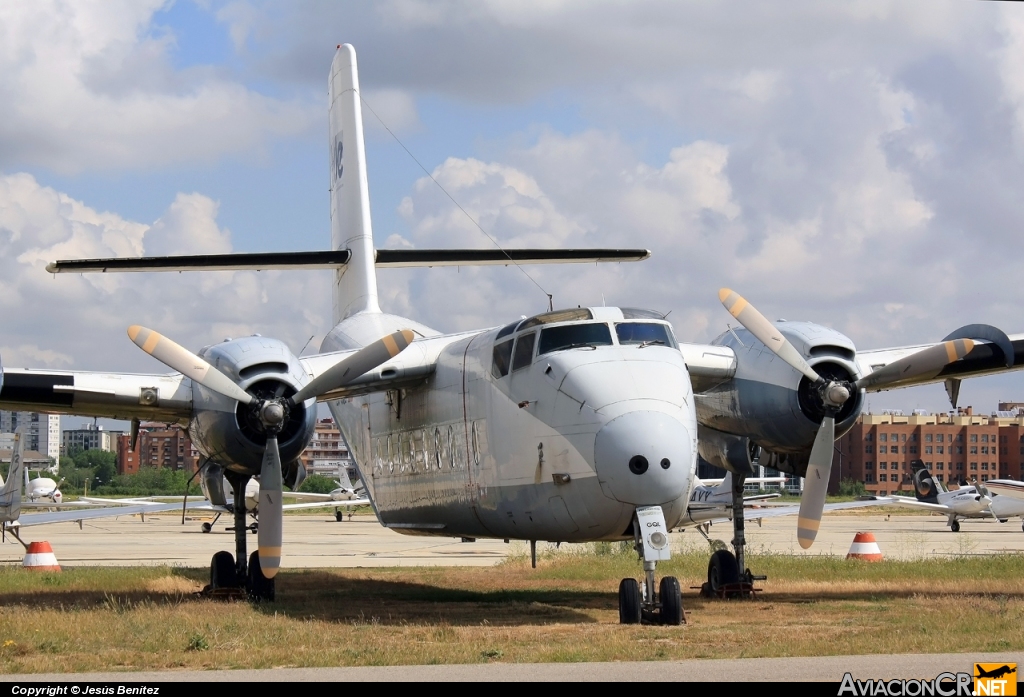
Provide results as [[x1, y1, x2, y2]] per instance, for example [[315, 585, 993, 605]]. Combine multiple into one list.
[[594, 410, 692, 505]]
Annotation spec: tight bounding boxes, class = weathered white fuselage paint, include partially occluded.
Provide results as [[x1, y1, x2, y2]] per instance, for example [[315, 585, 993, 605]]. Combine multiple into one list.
[[323, 309, 697, 542]]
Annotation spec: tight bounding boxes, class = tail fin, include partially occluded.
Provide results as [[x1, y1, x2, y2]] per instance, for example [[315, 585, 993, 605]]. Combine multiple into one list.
[[910, 459, 942, 502], [710, 471, 733, 496], [329, 44, 380, 323], [0, 432, 24, 523]]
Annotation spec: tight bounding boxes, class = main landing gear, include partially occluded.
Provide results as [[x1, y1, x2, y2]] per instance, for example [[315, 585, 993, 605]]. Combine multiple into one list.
[[950, 520, 961, 533], [699, 472, 765, 599], [202, 471, 275, 601], [617, 505, 684, 625]]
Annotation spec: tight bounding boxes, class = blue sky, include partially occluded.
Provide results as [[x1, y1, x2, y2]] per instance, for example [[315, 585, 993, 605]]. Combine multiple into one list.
[[4, 0, 1024, 432]]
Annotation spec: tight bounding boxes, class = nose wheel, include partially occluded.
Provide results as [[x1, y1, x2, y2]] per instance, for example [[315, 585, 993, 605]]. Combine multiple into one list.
[[617, 505, 685, 625]]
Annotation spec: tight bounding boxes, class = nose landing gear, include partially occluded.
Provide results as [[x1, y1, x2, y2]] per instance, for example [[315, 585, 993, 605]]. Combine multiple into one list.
[[617, 505, 685, 625]]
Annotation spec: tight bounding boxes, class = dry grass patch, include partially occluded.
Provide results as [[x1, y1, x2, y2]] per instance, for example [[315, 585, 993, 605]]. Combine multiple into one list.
[[1, 550, 1022, 673]]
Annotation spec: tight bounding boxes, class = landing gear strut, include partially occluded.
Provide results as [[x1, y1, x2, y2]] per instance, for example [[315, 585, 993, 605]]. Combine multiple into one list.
[[700, 472, 765, 598], [617, 505, 684, 625], [203, 470, 275, 601]]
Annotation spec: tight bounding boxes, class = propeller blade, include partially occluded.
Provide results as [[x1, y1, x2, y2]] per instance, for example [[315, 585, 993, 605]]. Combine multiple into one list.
[[258, 434, 283, 579], [854, 339, 974, 390], [289, 329, 415, 404], [797, 415, 835, 549], [127, 325, 254, 405], [719, 289, 820, 383]]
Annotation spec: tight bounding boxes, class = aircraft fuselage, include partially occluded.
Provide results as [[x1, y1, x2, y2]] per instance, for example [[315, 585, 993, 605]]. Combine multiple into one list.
[[326, 307, 697, 542]]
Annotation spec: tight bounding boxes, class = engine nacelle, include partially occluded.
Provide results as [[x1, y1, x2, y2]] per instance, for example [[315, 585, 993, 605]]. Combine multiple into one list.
[[695, 321, 864, 475], [188, 336, 316, 478]]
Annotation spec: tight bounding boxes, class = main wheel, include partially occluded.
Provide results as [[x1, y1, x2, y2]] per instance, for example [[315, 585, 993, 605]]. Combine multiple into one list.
[[951, 520, 961, 533], [210, 550, 237, 589], [336, 510, 344, 522], [247, 551, 276, 602], [201, 522, 212, 534], [618, 578, 641, 625], [707, 549, 740, 597], [659, 576, 683, 626]]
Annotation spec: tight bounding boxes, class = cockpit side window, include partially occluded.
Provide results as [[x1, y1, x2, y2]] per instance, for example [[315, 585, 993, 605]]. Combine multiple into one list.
[[491, 339, 514, 379], [538, 323, 613, 356], [496, 321, 519, 340], [615, 322, 678, 348], [511, 332, 536, 372]]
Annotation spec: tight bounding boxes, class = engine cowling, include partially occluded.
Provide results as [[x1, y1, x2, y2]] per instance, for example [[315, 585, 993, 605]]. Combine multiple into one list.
[[694, 321, 864, 476], [187, 336, 316, 478]]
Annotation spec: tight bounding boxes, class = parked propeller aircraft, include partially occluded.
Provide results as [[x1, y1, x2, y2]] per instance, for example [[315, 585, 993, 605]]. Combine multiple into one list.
[[885, 461, 1024, 532], [3, 44, 1024, 622]]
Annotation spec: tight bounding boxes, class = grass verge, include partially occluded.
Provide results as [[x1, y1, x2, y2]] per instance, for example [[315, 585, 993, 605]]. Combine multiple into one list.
[[1, 548, 1022, 672]]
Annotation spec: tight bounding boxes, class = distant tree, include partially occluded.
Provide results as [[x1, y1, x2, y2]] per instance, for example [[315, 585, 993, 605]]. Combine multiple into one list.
[[298, 474, 337, 494], [838, 478, 868, 498]]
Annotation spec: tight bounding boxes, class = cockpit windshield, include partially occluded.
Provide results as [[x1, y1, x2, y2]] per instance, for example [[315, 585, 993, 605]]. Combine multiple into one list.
[[615, 322, 677, 348], [538, 323, 613, 356]]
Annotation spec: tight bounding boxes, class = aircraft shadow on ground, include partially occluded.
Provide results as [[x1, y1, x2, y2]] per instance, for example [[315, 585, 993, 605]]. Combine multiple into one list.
[[0, 570, 601, 626]]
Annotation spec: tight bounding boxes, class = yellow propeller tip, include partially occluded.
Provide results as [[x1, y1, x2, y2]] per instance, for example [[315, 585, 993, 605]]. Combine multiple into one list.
[[400, 329, 415, 343], [798, 539, 813, 550], [718, 288, 732, 302], [127, 325, 142, 340]]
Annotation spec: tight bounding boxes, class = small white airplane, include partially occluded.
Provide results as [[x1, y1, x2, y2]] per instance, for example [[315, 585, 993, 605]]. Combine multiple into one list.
[[22, 470, 64, 505], [3, 44, 1024, 622], [885, 460, 1024, 532]]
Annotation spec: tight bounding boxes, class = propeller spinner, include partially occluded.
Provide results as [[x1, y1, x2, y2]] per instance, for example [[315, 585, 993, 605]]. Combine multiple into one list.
[[128, 325, 415, 576], [719, 289, 974, 548]]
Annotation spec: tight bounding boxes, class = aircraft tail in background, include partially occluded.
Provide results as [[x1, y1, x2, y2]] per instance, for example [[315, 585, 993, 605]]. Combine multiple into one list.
[[0, 432, 25, 524], [910, 459, 943, 503]]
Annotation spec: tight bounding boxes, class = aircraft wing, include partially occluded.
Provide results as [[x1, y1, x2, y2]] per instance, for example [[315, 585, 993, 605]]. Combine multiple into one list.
[[9, 501, 188, 528], [283, 499, 368, 510], [298, 330, 480, 401], [0, 369, 191, 423], [681, 327, 1024, 394], [853, 329, 1024, 391], [986, 480, 1024, 501], [865, 496, 950, 513], [682, 498, 894, 528]]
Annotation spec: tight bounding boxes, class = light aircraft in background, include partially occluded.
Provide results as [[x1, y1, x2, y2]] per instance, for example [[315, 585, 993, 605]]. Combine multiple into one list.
[[3, 44, 1024, 623], [885, 460, 1024, 532]]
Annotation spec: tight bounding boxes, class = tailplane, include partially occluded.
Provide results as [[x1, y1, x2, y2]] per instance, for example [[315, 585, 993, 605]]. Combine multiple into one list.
[[910, 459, 942, 502], [330, 44, 379, 323]]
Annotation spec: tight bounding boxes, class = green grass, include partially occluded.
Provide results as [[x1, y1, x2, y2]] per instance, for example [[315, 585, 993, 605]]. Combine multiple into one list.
[[1, 550, 1023, 673]]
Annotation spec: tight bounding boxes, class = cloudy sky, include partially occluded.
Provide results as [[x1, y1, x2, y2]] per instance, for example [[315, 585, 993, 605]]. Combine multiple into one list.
[[3, 0, 1024, 428]]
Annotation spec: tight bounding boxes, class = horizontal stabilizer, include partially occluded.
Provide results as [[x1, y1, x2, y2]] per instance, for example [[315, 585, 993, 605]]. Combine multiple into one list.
[[46, 248, 650, 273]]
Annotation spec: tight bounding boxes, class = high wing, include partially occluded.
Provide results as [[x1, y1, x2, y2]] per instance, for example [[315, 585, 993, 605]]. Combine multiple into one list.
[[682, 329, 1024, 394], [0, 369, 192, 423], [681, 498, 895, 530], [10, 501, 185, 528], [297, 330, 478, 401]]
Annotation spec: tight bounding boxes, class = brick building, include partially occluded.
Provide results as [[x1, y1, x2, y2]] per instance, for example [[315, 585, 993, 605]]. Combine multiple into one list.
[[834, 407, 1024, 496], [116, 423, 199, 475], [300, 418, 355, 479]]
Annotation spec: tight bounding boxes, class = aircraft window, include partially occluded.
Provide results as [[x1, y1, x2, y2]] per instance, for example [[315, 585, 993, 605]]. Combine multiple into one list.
[[621, 308, 667, 320], [517, 308, 593, 331], [512, 332, 536, 371], [538, 323, 613, 356], [492, 340, 514, 379], [615, 322, 678, 348], [496, 321, 519, 340]]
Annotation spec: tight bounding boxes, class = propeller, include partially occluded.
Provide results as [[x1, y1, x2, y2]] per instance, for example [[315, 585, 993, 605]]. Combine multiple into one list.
[[127, 325, 415, 577], [719, 288, 975, 548]]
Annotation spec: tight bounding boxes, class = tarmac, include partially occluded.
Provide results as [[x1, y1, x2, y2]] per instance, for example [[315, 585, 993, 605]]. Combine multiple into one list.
[[2, 508, 1024, 568]]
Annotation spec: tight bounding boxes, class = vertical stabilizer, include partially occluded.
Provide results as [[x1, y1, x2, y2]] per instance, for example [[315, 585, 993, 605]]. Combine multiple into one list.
[[329, 44, 380, 323], [0, 432, 24, 523], [910, 459, 943, 502], [710, 471, 733, 496]]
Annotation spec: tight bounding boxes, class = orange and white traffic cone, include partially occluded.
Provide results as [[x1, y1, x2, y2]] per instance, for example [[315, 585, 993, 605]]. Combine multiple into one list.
[[22, 541, 61, 571], [846, 531, 883, 562]]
